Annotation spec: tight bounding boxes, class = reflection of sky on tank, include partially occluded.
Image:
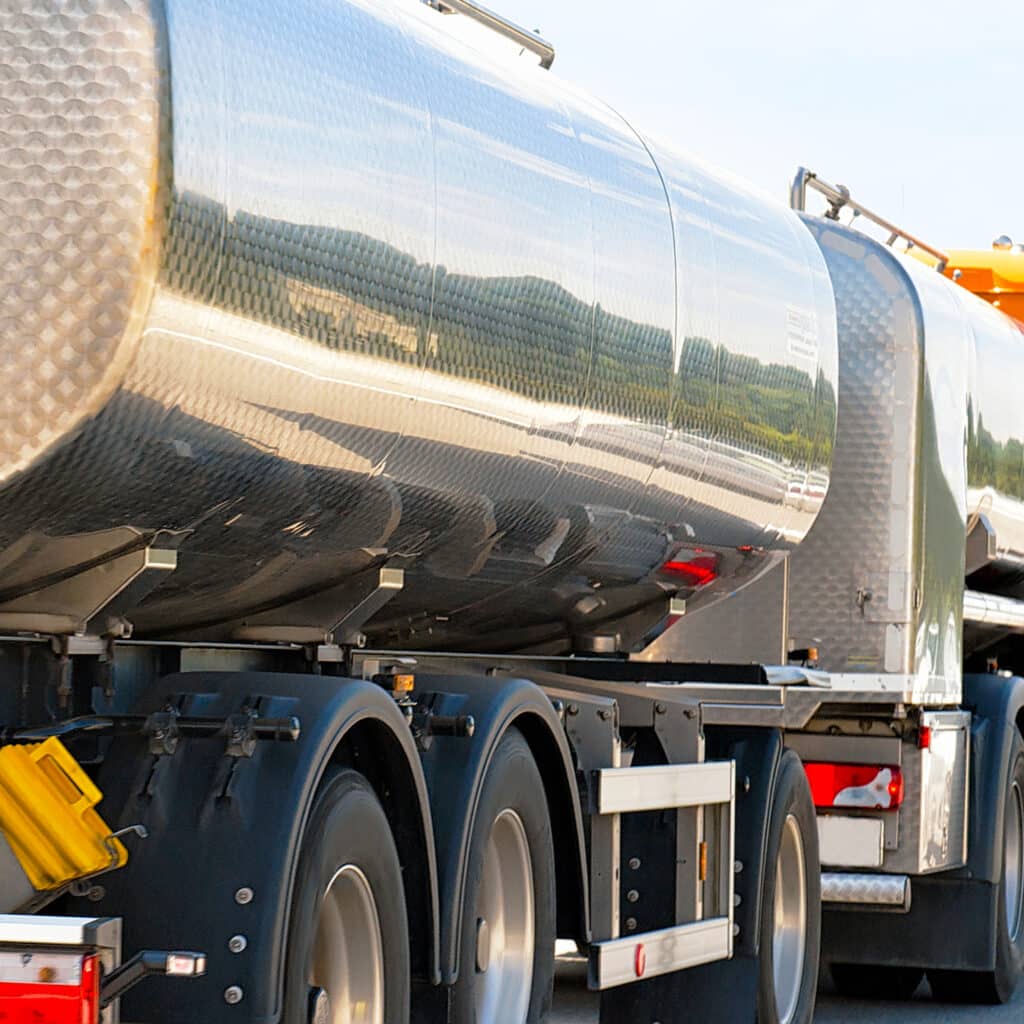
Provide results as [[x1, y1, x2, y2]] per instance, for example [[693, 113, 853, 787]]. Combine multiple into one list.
[[169, 0, 437, 264], [967, 299, 1024, 446]]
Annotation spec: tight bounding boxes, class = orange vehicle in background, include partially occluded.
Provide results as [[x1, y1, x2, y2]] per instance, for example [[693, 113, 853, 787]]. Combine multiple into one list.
[[936, 237, 1024, 324]]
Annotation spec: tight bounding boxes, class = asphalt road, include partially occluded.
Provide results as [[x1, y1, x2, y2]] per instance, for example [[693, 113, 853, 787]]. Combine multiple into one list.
[[549, 955, 1024, 1023]]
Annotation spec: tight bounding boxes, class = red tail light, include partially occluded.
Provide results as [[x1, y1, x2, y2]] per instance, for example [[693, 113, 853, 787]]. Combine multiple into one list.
[[0, 951, 100, 1024], [661, 553, 719, 587], [804, 762, 904, 811]]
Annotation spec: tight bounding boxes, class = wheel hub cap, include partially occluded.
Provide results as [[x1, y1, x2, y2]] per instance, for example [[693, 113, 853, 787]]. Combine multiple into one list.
[[310, 864, 384, 1024], [1007, 780, 1024, 942], [772, 814, 807, 1024], [474, 808, 535, 1024]]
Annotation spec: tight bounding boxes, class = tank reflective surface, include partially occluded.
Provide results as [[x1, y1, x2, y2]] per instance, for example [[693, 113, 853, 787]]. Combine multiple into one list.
[[0, 0, 838, 651]]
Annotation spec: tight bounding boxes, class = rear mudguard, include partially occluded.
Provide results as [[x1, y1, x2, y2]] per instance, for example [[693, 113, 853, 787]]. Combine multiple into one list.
[[69, 671, 438, 1024]]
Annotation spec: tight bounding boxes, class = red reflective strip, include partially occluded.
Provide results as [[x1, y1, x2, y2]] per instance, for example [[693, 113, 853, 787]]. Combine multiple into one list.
[[804, 762, 904, 811], [80, 955, 99, 1024], [634, 943, 647, 978], [661, 554, 719, 587]]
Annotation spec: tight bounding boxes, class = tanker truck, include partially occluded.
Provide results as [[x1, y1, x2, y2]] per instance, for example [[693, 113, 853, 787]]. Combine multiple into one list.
[[2, 1, 1024, 1022]]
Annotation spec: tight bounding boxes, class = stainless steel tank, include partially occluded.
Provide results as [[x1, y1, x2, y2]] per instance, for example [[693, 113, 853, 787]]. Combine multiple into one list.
[[0, 0, 838, 652], [648, 215, 1024, 687]]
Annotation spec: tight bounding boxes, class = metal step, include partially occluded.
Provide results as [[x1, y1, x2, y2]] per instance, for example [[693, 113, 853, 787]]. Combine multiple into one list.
[[590, 916, 732, 989], [821, 872, 911, 910]]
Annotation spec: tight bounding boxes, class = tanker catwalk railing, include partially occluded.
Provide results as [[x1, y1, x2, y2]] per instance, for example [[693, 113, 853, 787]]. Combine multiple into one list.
[[790, 167, 950, 272], [422, 0, 556, 68]]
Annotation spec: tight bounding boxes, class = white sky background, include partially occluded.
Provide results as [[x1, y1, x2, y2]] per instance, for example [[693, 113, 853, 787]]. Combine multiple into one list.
[[495, 0, 1022, 248]]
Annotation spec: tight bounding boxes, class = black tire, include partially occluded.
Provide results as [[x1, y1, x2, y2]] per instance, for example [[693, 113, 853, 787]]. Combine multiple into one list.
[[929, 738, 1024, 1005], [450, 727, 556, 1024], [757, 750, 821, 1024], [282, 768, 410, 1023], [830, 963, 924, 1000]]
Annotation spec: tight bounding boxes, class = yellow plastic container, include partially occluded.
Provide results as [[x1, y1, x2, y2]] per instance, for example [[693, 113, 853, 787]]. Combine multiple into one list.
[[0, 738, 127, 891]]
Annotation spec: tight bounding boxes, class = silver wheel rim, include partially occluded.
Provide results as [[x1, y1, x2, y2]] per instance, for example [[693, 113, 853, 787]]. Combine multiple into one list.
[[475, 808, 535, 1024], [1007, 781, 1024, 942], [772, 814, 807, 1024], [310, 864, 384, 1024]]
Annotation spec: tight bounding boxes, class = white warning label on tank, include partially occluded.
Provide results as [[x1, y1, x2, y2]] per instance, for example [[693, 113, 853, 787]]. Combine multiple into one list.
[[786, 306, 819, 363]]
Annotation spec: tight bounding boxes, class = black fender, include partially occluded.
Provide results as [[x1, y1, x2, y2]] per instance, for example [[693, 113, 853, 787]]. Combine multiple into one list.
[[72, 671, 439, 1024], [962, 672, 1024, 882], [412, 673, 588, 985], [599, 726, 783, 1024]]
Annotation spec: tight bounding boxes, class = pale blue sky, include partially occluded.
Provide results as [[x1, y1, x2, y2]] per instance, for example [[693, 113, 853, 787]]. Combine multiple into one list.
[[501, 0, 1022, 248]]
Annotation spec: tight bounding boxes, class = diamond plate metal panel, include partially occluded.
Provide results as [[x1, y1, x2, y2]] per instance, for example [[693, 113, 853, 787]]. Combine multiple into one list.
[[789, 220, 921, 675], [0, 0, 162, 483], [821, 872, 909, 907]]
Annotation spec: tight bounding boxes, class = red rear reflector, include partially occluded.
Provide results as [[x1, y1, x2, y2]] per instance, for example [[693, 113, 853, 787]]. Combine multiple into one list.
[[634, 943, 647, 978], [804, 762, 904, 810], [0, 951, 99, 1024], [918, 725, 932, 750], [661, 553, 719, 587]]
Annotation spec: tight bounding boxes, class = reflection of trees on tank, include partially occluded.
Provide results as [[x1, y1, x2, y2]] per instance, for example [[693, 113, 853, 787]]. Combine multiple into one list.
[[162, 191, 833, 470], [968, 407, 1024, 499], [675, 339, 835, 468]]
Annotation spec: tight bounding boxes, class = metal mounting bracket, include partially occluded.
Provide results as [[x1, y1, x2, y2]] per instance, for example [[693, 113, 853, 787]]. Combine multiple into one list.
[[232, 565, 404, 645], [0, 530, 178, 637]]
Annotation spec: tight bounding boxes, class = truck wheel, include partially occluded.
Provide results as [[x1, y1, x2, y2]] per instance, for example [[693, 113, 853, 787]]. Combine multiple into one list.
[[829, 963, 924, 1000], [283, 768, 410, 1023], [451, 727, 556, 1024], [929, 738, 1024, 1005], [757, 751, 821, 1024]]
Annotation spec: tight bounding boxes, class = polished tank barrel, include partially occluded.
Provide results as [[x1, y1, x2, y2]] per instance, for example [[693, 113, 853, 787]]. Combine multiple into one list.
[[0, 0, 838, 651]]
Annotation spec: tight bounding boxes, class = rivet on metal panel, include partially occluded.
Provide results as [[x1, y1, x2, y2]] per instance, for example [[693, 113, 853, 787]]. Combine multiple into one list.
[[626, 889, 639, 904], [625, 917, 638, 931], [598, 709, 612, 721], [567, 704, 579, 717], [224, 986, 244, 1004], [628, 857, 641, 870], [228, 935, 247, 954], [234, 887, 254, 905]]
